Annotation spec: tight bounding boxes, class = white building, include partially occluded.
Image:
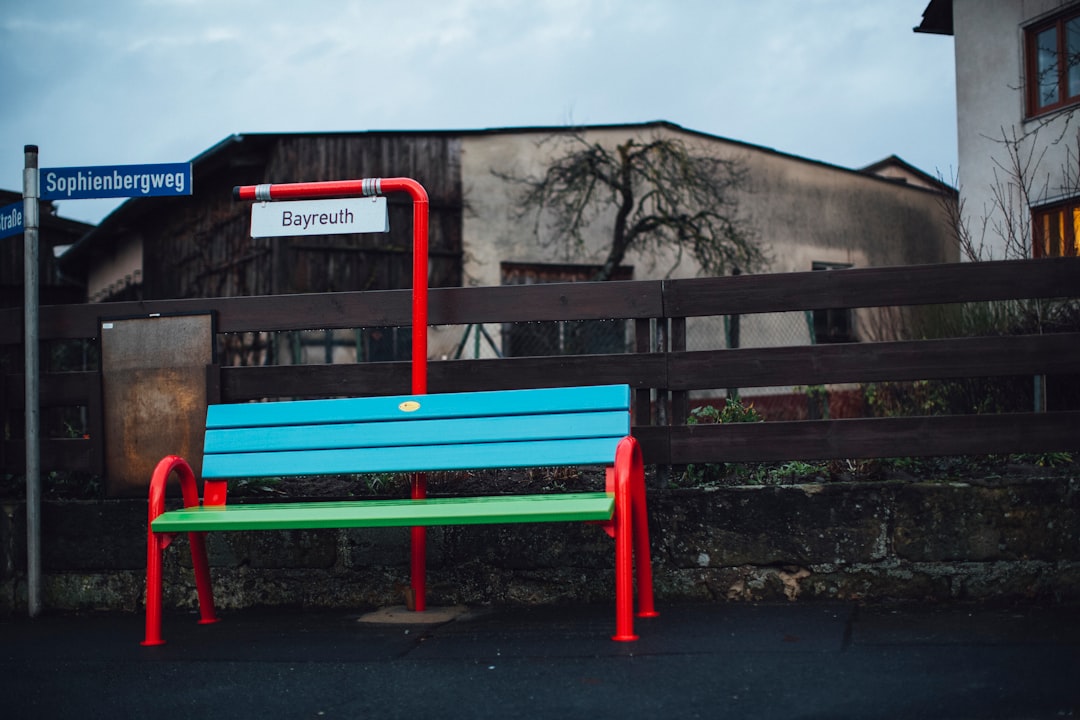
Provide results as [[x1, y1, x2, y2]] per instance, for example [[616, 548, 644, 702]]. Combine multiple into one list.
[[918, 0, 1080, 260]]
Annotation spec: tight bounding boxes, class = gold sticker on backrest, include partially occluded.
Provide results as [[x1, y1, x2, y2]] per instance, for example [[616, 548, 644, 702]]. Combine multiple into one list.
[[398, 400, 421, 412]]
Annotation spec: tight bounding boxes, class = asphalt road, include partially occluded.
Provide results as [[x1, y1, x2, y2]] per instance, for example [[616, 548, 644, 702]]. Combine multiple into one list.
[[2, 602, 1077, 719]]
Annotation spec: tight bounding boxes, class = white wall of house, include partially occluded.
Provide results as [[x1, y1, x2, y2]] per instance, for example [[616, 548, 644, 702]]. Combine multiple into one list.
[[951, 0, 1079, 260]]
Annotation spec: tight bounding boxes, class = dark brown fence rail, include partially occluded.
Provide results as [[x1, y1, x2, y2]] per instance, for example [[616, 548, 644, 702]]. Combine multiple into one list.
[[2, 258, 1078, 474]]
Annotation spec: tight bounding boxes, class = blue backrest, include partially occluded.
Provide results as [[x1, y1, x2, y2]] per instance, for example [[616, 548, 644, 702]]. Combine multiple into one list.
[[202, 384, 631, 479]]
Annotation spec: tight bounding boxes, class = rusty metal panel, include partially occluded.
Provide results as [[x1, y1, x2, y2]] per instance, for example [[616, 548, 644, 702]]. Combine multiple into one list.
[[100, 314, 213, 497]]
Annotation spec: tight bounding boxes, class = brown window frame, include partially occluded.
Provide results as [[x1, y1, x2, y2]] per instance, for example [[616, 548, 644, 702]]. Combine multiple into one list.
[[1032, 198, 1080, 257], [810, 261, 855, 344], [1025, 6, 1080, 118]]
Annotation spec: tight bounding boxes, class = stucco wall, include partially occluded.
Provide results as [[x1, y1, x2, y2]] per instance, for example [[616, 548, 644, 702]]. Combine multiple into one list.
[[459, 125, 953, 359], [462, 125, 955, 289]]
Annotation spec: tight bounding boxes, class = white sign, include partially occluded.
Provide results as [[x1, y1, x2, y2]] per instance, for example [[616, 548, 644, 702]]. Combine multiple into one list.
[[250, 196, 389, 238]]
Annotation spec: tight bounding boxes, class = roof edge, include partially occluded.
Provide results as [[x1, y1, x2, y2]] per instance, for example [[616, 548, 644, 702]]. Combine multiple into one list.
[[59, 120, 953, 267], [914, 0, 953, 36]]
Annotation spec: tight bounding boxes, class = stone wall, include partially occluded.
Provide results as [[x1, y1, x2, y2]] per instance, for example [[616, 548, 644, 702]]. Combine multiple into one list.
[[2, 476, 1078, 614]]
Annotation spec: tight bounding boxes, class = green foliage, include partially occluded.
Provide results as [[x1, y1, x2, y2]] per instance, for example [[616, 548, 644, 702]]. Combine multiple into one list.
[[678, 399, 836, 487], [865, 376, 1035, 418], [770, 460, 826, 481], [864, 297, 1080, 418], [680, 398, 763, 486], [687, 397, 763, 426], [672, 390, 1078, 487], [869, 297, 1080, 418], [1014, 451, 1074, 468]]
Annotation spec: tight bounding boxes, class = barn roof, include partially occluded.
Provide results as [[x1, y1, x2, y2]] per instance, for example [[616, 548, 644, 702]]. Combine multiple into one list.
[[59, 120, 951, 269]]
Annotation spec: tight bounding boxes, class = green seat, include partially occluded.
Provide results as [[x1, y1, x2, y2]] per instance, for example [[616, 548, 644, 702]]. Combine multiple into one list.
[[152, 492, 615, 532]]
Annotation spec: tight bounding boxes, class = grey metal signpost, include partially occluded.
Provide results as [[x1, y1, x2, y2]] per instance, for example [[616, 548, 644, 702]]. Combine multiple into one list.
[[23, 145, 41, 617], [18, 150, 192, 617]]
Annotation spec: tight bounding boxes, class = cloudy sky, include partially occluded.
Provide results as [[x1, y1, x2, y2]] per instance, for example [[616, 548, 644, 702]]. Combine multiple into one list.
[[1, 0, 955, 225]]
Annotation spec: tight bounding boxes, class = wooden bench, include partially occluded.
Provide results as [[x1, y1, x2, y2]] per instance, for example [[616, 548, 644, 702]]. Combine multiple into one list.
[[143, 383, 656, 645]]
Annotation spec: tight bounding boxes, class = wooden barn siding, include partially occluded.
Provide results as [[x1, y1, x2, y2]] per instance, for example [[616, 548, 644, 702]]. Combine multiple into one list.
[[144, 134, 463, 300], [1, 206, 89, 307], [265, 135, 463, 293], [144, 171, 272, 299]]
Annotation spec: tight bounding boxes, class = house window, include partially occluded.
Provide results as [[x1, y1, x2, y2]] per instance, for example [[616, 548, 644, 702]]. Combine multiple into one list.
[[500, 262, 632, 357], [1025, 6, 1080, 116], [1032, 199, 1080, 257], [811, 262, 854, 344]]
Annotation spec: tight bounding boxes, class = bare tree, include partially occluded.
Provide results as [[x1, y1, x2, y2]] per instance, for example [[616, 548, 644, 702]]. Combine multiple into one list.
[[956, 112, 1079, 262], [500, 131, 765, 280], [932, 117, 1080, 346]]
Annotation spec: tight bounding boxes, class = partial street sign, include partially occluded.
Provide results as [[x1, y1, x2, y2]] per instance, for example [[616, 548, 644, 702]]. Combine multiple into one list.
[[249, 196, 389, 237], [40, 162, 192, 200], [0, 200, 23, 240]]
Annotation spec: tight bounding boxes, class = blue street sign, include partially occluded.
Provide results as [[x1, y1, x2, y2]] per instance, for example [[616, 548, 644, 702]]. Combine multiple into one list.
[[40, 162, 192, 201], [0, 200, 23, 240]]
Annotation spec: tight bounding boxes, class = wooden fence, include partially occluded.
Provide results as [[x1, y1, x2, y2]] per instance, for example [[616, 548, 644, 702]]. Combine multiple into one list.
[[1, 257, 1078, 475]]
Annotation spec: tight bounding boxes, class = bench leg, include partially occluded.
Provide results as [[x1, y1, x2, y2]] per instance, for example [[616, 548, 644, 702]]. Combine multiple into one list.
[[410, 472, 427, 612], [612, 482, 637, 641], [143, 455, 218, 646], [632, 461, 658, 619], [410, 526, 426, 612], [142, 531, 168, 646], [611, 435, 657, 641], [189, 531, 218, 626]]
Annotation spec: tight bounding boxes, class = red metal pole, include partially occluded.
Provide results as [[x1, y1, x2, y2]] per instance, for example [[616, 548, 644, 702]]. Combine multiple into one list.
[[610, 437, 639, 641], [233, 177, 429, 394], [234, 177, 431, 610]]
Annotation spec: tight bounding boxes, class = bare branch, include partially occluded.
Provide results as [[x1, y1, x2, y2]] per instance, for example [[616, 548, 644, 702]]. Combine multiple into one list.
[[497, 129, 764, 280]]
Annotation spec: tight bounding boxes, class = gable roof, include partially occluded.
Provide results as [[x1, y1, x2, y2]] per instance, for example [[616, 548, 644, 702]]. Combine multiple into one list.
[[914, 0, 953, 36], [860, 154, 954, 193], [60, 120, 951, 268], [0, 189, 94, 304], [0, 189, 95, 244]]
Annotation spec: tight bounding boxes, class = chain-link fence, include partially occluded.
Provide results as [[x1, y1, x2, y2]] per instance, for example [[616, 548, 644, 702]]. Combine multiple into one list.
[[217, 327, 413, 366], [682, 312, 829, 422], [221, 312, 838, 421]]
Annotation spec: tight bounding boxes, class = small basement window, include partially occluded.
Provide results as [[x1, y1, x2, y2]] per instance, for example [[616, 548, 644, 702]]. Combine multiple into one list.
[[811, 261, 854, 344]]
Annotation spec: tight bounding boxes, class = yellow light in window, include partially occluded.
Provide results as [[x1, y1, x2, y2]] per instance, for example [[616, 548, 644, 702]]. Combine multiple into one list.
[[1074, 208, 1080, 256], [1041, 214, 1050, 257], [1058, 210, 1066, 256]]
